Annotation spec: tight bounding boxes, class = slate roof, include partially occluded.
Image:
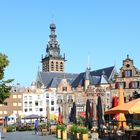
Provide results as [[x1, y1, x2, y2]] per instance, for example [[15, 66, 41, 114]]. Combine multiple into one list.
[[90, 66, 115, 78], [36, 72, 78, 88], [91, 76, 101, 85], [36, 66, 115, 88], [72, 66, 115, 88]]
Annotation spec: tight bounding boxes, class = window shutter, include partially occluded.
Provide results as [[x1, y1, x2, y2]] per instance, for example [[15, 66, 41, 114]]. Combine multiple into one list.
[[122, 70, 125, 77], [137, 81, 139, 88], [130, 70, 132, 77], [129, 81, 132, 88], [115, 82, 118, 89], [123, 82, 126, 88]]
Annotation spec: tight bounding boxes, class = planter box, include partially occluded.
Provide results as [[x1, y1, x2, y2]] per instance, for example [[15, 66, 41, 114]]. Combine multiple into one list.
[[61, 130, 67, 140], [70, 132, 76, 140], [80, 133, 88, 140], [57, 129, 61, 139], [76, 133, 80, 140]]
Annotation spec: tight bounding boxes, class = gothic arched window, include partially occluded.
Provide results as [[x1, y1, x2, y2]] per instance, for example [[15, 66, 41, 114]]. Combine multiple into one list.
[[51, 61, 54, 71], [60, 62, 63, 71], [56, 62, 58, 71]]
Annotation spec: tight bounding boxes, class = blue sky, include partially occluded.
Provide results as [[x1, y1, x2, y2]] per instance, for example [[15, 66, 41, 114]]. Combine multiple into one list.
[[0, 0, 140, 87]]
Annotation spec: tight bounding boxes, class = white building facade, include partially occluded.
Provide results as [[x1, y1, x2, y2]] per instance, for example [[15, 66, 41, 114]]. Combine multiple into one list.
[[22, 87, 46, 117], [45, 88, 58, 120]]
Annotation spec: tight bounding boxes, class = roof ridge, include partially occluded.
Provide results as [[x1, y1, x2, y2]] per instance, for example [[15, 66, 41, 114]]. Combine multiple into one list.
[[92, 66, 114, 72]]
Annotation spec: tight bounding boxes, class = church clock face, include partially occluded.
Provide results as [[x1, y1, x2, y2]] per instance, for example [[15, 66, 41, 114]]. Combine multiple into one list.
[[126, 64, 130, 68]]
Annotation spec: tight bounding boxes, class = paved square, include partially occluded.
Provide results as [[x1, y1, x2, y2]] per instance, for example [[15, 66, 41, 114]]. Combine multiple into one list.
[[2, 131, 58, 140]]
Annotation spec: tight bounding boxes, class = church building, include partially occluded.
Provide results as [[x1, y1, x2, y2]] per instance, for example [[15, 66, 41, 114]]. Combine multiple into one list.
[[36, 22, 116, 119]]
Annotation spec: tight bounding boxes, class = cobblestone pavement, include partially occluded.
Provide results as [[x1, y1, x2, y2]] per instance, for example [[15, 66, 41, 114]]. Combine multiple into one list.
[[0, 131, 117, 140], [1, 131, 113, 140], [1, 131, 58, 140]]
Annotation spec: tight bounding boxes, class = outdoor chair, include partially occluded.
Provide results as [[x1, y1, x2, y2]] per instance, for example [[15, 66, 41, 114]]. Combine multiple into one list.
[[91, 126, 97, 133], [49, 125, 56, 135], [101, 128, 110, 137], [116, 129, 126, 140], [41, 128, 48, 135], [91, 132, 99, 140]]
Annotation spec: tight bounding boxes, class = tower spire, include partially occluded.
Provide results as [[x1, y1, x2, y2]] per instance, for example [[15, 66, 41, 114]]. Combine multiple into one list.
[[127, 54, 129, 59], [41, 22, 65, 72], [88, 55, 90, 69], [51, 14, 54, 23], [87, 54, 91, 70]]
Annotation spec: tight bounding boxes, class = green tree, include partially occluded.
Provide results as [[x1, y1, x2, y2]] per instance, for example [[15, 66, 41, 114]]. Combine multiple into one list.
[[0, 53, 13, 103]]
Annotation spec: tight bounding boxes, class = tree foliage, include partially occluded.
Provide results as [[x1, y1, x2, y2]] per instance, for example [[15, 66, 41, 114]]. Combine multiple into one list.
[[0, 53, 9, 80], [0, 53, 13, 103]]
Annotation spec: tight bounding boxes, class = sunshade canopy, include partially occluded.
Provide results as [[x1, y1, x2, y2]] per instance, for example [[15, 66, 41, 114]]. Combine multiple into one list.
[[24, 114, 40, 119], [105, 98, 140, 114]]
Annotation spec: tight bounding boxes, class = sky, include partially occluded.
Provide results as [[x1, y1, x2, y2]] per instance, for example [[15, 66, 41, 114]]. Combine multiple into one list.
[[0, 0, 140, 87]]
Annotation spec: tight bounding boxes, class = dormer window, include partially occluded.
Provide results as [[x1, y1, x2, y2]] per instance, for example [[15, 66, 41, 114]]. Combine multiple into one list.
[[125, 70, 132, 77], [62, 87, 67, 91]]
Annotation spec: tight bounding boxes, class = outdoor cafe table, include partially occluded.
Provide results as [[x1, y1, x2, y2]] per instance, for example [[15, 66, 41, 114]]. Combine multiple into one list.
[[125, 129, 140, 140]]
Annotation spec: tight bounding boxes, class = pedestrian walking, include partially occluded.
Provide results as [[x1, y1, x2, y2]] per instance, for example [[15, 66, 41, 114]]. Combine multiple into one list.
[[34, 119, 39, 135]]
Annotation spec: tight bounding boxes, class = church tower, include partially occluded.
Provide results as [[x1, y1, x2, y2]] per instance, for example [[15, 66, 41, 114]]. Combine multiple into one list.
[[42, 22, 65, 72], [85, 67, 91, 90]]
